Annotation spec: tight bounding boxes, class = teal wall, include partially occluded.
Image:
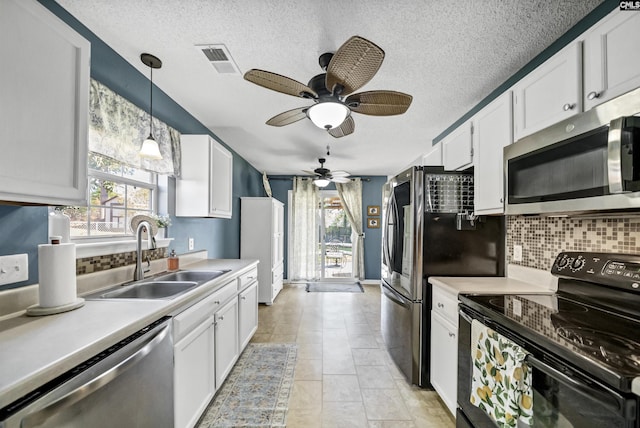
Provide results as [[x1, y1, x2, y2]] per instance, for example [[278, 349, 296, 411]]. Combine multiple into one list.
[[0, 0, 264, 290], [268, 176, 386, 280]]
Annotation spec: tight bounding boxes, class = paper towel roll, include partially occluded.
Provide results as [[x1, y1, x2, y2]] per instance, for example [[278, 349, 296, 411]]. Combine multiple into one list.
[[38, 243, 77, 308]]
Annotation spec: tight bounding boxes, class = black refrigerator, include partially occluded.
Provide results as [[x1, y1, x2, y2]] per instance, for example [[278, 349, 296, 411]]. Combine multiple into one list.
[[380, 166, 504, 387]]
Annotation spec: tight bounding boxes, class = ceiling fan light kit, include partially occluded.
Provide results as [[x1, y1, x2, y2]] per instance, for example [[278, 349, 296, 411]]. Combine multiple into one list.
[[313, 178, 331, 188], [244, 36, 412, 138], [307, 101, 350, 130]]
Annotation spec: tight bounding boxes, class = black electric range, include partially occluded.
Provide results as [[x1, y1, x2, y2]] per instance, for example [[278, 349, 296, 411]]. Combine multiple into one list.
[[458, 252, 640, 428]]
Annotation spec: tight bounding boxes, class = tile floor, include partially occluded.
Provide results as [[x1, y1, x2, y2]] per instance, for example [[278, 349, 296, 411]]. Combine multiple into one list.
[[250, 283, 456, 428]]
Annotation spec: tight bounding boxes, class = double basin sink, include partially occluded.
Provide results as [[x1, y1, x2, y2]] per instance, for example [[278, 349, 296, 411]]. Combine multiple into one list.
[[87, 270, 230, 300]]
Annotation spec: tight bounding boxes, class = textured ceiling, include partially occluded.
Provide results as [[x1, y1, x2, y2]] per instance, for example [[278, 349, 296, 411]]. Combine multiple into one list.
[[56, 0, 603, 177]]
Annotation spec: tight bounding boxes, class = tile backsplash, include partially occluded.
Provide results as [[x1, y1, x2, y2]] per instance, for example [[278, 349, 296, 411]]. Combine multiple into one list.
[[76, 247, 167, 275], [507, 215, 640, 271]]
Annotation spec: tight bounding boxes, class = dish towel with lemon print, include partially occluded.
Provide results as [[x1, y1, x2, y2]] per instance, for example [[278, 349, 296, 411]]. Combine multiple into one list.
[[470, 320, 533, 427]]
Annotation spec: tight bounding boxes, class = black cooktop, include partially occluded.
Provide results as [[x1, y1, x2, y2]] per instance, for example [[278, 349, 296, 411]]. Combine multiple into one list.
[[460, 251, 640, 393]]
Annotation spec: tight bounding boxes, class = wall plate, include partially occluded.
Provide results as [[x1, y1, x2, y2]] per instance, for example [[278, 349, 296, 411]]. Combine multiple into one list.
[[0, 254, 28, 285]]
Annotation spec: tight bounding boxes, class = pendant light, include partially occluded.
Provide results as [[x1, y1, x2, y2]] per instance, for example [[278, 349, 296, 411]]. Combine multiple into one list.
[[139, 53, 163, 159]]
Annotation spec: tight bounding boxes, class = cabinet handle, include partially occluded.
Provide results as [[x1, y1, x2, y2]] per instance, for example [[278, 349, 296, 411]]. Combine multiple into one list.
[[500, 198, 503, 203], [241, 296, 246, 300], [562, 103, 575, 111], [214, 300, 220, 305], [437, 302, 444, 308], [218, 316, 224, 321], [449, 332, 456, 338], [587, 91, 600, 100]]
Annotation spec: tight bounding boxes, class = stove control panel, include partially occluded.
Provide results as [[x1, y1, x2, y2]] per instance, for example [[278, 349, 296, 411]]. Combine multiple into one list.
[[552, 251, 640, 291]]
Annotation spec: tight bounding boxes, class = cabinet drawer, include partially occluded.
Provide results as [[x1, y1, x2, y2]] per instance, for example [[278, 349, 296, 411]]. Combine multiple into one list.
[[272, 263, 283, 285], [431, 285, 458, 326], [174, 280, 237, 340], [237, 267, 258, 292]]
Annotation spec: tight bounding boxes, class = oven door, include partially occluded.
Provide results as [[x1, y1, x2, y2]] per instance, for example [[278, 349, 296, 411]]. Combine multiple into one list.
[[458, 308, 638, 428]]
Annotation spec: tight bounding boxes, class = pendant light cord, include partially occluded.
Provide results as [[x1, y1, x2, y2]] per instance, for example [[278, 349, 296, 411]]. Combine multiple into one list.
[[149, 66, 153, 137]]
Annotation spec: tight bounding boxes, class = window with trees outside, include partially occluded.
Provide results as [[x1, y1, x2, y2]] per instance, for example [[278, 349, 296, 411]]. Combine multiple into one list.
[[67, 152, 157, 238]]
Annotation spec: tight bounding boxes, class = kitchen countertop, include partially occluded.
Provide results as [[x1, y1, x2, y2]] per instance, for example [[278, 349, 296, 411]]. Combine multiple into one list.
[[429, 276, 554, 296], [0, 258, 258, 410]]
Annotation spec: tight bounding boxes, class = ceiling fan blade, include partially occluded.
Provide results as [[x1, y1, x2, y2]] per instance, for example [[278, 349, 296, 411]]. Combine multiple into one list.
[[331, 176, 351, 184], [327, 116, 355, 138], [302, 169, 320, 176], [266, 107, 308, 126], [326, 36, 384, 96], [244, 69, 318, 98], [330, 170, 350, 177], [346, 91, 413, 116]]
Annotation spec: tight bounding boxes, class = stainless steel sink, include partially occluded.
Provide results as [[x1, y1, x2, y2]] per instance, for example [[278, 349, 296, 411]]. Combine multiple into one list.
[[86, 269, 230, 300], [151, 270, 230, 284], [94, 281, 199, 299]]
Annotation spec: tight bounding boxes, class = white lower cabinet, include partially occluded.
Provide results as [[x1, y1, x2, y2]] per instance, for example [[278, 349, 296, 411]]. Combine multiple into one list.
[[214, 298, 239, 389], [238, 281, 259, 350], [174, 317, 215, 428], [430, 284, 459, 417], [173, 266, 258, 428], [430, 311, 458, 416]]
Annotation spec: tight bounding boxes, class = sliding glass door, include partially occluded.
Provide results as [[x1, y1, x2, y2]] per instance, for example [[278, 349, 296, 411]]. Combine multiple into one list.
[[317, 191, 355, 281]]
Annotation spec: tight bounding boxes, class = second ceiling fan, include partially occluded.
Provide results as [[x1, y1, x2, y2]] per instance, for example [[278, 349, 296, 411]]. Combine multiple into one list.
[[244, 36, 413, 138]]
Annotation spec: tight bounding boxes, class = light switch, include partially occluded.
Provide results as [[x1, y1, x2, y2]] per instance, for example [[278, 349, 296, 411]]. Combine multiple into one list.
[[513, 245, 523, 262], [0, 254, 28, 286]]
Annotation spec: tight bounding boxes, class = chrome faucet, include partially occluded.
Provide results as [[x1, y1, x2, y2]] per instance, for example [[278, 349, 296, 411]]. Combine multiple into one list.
[[134, 220, 157, 281]]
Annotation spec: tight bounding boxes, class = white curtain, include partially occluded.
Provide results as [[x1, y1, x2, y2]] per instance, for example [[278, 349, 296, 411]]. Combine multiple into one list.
[[336, 178, 365, 280], [290, 177, 320, 281]]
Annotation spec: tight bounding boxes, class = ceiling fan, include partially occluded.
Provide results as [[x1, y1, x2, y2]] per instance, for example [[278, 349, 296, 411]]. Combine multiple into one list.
[[304, 158, 350, 187], [244, 36, 413, 138]]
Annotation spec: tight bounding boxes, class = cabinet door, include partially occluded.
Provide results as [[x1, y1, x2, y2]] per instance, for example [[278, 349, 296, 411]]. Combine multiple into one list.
[[214, 298, 239, 388], [209, 140, 233, 218], [174, 318, 215, 428], [442, 121, 473, 171], [514, 42, 581, 141], [430, 311, 458, 416], [474, 91, 513, 214], [583, 10, 640, 110], [176, 135, 211, 216], [238, 281, 258, 351], [0, 0, 89, 205], [422, 143, 443, 166]]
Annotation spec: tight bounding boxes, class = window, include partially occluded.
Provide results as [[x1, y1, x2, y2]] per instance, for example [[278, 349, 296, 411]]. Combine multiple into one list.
[[68, 152, 157, 239]]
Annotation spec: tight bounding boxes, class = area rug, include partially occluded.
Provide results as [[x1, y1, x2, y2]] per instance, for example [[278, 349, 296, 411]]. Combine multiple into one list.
[[196, 343, 297, 427], [306, 282, 364, 293]]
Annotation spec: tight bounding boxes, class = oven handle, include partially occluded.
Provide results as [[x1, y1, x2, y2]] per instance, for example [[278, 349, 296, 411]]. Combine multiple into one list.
[[20, 321, 170, 428], [525, 354, 624, 414], [607, 117, 625, 194]]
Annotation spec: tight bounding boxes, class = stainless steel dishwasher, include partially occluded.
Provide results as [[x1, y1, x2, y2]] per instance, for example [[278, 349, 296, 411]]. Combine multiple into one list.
[[0, 317, 173, 428]]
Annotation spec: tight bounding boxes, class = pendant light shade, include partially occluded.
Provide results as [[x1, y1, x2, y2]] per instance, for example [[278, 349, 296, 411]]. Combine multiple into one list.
[[139, 53, 163, 159], [307, 101, 350, 130]]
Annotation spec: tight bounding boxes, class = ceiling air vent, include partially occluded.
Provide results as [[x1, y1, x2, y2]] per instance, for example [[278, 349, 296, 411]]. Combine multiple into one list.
[[196, 44, 240, 74]]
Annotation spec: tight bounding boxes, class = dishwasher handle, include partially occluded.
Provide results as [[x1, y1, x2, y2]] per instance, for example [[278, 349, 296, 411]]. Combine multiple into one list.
[[21, 321, 171, 428]]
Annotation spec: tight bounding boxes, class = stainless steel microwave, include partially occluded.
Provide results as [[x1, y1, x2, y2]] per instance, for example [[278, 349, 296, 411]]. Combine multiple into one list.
[[504, 87, 640, 215]]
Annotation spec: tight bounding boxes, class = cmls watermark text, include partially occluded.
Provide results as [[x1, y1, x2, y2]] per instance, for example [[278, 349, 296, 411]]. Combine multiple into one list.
[[620, 1, 640, 10]]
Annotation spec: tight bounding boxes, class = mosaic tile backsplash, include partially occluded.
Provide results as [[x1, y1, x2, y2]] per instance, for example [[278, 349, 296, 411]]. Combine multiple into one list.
[[76, 247, 167, 275], [507, 216, 640, 271]]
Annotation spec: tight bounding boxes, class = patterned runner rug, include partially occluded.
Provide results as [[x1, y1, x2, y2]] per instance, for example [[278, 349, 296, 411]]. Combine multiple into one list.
[[196, 343, 297, 427]]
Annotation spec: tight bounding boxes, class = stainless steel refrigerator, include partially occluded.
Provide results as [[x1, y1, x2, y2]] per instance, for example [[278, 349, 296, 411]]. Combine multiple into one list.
[[380, 166, 504, 387]]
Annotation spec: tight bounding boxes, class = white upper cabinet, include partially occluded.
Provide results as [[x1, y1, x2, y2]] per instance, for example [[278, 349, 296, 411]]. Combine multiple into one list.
[[583, 10, 640, 110], [473, 91, 513, 215], [513, 42, 582, 141], [0, 0, 89, 205], [422, 143, 443, 167], [176, 135, 233, 218], [442, 120, 473, 171]]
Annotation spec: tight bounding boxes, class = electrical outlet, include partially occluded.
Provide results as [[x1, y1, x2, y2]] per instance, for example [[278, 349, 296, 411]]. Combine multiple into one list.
[[0, 254, 28, 286], [513, 244, 523, 262], [188, 238, 194, 251]]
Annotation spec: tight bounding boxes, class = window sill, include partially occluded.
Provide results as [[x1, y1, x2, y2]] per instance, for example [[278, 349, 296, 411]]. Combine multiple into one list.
[[75, 238, 173, 259]]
